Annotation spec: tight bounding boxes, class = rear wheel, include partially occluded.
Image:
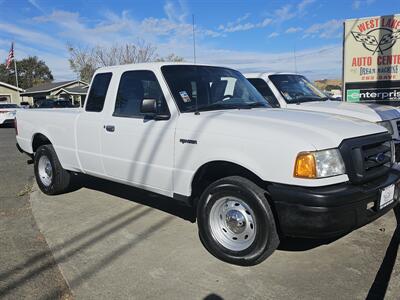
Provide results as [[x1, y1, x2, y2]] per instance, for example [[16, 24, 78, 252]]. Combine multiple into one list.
[[34, 145, 71, 195], [197, 176, 279, 266]]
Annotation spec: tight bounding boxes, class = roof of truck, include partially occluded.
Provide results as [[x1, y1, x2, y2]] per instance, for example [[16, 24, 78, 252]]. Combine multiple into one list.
[[95, 62, 226, 73]]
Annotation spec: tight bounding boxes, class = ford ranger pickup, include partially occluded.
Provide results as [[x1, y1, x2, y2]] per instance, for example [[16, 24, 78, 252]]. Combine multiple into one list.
[[16, 63, 400, 266]]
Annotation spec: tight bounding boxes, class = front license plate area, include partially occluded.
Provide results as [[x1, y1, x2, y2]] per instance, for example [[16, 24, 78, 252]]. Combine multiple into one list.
[[379, 184, 395, 210]]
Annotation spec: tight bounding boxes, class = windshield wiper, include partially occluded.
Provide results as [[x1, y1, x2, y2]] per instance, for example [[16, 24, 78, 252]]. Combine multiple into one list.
[[243, 102, 268, 108], [186, 101, 268, 113], [291, 96, 327, 104], [186, 103, 247, 112]]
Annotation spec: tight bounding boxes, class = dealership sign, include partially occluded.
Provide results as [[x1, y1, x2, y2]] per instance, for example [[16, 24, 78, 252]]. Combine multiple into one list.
[[343, 15, 400, 103]]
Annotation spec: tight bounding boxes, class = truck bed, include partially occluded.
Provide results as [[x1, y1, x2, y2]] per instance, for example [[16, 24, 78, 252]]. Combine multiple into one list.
[[16, 108, 83, 172]]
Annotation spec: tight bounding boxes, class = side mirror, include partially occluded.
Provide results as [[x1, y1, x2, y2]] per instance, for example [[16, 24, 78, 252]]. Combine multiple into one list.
[[140, 98, 170, 120], [140, 98, 157, 115]]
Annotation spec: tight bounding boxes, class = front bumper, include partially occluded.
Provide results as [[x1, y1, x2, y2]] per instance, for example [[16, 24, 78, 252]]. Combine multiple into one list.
[[267, 170, 400, 238]]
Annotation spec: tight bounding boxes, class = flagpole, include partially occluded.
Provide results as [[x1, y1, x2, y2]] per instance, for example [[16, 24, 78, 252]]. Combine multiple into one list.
[[13, 59, 19, 88], [13, 42, 19, 88]]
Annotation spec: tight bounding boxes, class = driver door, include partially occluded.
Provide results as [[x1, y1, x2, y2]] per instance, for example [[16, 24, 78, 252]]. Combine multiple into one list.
[[101, 70, 175, 195]]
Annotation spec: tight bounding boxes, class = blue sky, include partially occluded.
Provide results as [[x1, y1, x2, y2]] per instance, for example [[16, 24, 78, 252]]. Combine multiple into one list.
[[0, 0, 399, 81]]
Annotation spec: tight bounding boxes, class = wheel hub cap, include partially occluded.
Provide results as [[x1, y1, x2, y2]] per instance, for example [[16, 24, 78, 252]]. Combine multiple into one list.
[[209, 196, 257, 251], [38, 155, 53, 187], [45, 164, 52, 177], [226, 210, 246, 234]]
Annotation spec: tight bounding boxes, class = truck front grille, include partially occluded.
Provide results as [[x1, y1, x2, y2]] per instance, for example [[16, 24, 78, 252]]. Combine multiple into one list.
[[362, 141, 391, 171], [339, 133, 392, 184]]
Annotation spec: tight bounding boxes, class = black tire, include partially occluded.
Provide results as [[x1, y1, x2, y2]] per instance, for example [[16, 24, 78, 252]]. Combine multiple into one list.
[[34, 144, 71, 195], [197, 176, 279, 266]]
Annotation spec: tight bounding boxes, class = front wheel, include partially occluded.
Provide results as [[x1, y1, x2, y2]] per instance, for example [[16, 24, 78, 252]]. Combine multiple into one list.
[[197, 176, 279, 266], [34, 144, 71, 195]]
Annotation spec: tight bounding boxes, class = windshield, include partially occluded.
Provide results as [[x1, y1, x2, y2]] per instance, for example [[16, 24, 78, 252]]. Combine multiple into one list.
[[0, 104, 19, 109], [161, 65, 270, 113], [269, 74, 328, 103]]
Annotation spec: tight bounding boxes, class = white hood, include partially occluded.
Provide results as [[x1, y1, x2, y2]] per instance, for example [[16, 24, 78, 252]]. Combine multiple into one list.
[[286, 101, 400, 122], [177, 108, 387, 150]]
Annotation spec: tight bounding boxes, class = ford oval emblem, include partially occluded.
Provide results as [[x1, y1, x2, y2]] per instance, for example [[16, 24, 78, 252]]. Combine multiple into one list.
[[375, 153, 386, 163]]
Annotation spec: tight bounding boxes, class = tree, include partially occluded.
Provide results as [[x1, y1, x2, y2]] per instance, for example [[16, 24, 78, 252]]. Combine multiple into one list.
[[0, 56, 53, 89], [67, 40, 184, 82], [67, 44, 97, 83], [155, 53, 184, 62]]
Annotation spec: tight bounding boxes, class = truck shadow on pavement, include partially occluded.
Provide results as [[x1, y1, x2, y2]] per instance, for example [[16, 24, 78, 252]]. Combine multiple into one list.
[[69, 173, 196, 222], [366, 204, 400, 300], [70, 173, 369, 252], [0, 192, 174, 299]]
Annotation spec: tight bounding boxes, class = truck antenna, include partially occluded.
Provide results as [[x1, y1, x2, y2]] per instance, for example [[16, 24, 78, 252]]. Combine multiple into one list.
[[293, 44, 297, 73], [193, 14, 200, 115], [192, 14, 196, 64]]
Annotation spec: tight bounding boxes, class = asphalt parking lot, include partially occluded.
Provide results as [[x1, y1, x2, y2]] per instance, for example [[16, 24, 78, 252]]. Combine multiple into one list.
[[0, 127, 72, 300], [1, 127, 400, 299]]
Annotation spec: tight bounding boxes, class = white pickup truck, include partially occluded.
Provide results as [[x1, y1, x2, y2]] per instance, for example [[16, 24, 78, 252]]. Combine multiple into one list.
[[16, 63, 400, 266], [245, 73, 400, 161]]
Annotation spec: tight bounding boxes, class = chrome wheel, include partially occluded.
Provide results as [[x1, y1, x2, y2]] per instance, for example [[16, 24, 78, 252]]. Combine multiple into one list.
[[209, 196, 257, 251], [38, 155, 53, 187]]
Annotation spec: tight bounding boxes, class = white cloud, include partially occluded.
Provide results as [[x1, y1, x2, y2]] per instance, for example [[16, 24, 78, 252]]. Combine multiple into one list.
[[34, 7, 222, 46], [353, 0, 375, 10], [268, 32, 279, 38], [164, 0, 187, 23], [304, 19, 342, 39], [297, 0, 315, 13], [0, 22, 63, 49], [28, 0, 44, 13], [218, 14, 272, 33], [274, 5, 296, 22], [285, 27, 303, 34]]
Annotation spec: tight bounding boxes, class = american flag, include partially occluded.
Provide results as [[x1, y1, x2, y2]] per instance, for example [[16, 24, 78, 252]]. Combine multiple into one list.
[[5, 42, 14, 70]]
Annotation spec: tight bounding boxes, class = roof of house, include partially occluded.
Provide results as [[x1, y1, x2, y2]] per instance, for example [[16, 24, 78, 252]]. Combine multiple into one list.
[[22, 80, 87, 95], [0, 81, 24, 92], [56, 86, 89, 95]]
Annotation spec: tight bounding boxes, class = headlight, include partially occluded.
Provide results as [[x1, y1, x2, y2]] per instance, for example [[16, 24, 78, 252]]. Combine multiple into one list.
[[377, 121, 394, 135], [294, 149, 346, 178]]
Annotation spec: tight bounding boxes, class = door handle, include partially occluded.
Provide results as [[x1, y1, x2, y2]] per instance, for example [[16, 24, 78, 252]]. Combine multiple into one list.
[[104, 125, 115, 132]]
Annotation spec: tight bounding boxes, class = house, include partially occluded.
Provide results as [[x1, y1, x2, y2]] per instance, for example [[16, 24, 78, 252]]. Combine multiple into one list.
[[0, 81, 24, 105], [54, 85, 89, 106], [21, 80, 88, 106]]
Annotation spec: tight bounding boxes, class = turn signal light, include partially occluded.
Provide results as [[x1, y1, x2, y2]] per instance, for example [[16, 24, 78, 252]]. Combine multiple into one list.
[[294, 152, 316, 178]]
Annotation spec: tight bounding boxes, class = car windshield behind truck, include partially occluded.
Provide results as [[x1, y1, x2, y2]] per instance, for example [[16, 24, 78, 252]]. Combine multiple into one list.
[[269, 74, 328, 103], [0, 104, 19, 109], [162, 65, 270, 113]]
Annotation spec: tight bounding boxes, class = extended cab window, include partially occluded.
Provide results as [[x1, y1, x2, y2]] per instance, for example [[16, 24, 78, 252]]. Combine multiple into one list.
[[114, 71, 169, 118], [85, 73, 112, 112], [247, 78, 280, 108]]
